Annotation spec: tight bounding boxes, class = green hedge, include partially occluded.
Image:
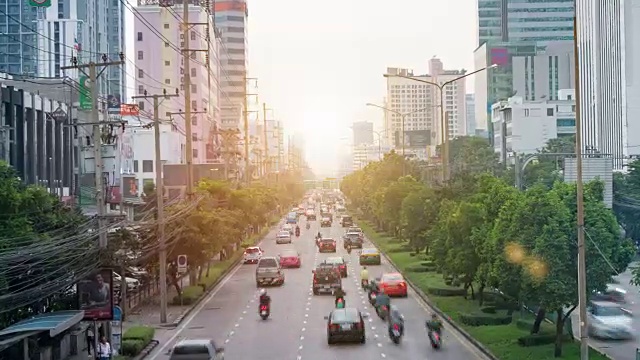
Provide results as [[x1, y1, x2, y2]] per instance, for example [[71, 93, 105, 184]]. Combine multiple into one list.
[[518, 333, 572, 347], [121, 340, 145, 356], [405, 265, 431, 273], [427, 287, 467, 296], [515, 318, 534, 331], [171, 285, 204, 305], [121, 326, 155, 357], [459, 313, 512, 326], [480, 306, 497, 314]]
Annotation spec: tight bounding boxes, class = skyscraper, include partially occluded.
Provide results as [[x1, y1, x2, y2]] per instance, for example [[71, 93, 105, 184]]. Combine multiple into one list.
[[352, 121, 374, 146], [214, 0, 248, 130]]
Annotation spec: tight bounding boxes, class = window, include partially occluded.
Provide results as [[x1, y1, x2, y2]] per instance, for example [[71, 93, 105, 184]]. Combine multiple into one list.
[[191, 100, 197, 110], [191, 84, 197, 93], [164, 42, 170, 47], [226, 26, 244, 33], [164, 23, 169, 29], [190, 31, 196, 40], [138, 85, 144, 94], [547, 108, 554, 116], [557, 118, 576, 127], [524, 109, 530, 117], [227, 38, 244, 43], [137, 32, 143, 41], [133, 160, 139, 172], [192, 133, 198, 141], [142, 160, 153, 172], [227, 59, 244, 65], [138, 69, 144, 78], [165, 79, 171, 84], [191, 117, 198, 126], [165, 60, 170, 66], [192, 149, 198, 158], [190, 52, 196, 59], [190, 68, 196, 77], [137, 51, 143, 60], [138, 101, 145, 111]]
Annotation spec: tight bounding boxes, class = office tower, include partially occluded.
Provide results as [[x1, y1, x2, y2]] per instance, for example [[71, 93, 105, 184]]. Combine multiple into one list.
[[352, 121, 374, 146], [625, 0, 640, 156], [465, 94, 476, 135]]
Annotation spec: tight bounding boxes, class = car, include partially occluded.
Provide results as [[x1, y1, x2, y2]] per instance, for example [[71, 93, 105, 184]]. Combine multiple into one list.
[[297, 207, 306, 216], [592, 284, 627, 303], [276, 231, 292, 244], [279, 249, 301, 268], [359, 248, 381, 265], [321, 217, 332, 227], [282, 224, 294, 235], [169, 339, 225, 360], [340, 215, 353, 227], [325, 308, 366, 344], [255, 257, 285, 287], [243, 246, 264, 264], [343, 232, 364, 249], [587, 301, 633, 339], [347, 226, 363, 234], [318, 238, 337, 252], [312, 264, 342, 295], [323, 256, 348, 277], [113, 272, 140, 291], [306, 210, 317, 220], [378, 272, 408, 297]]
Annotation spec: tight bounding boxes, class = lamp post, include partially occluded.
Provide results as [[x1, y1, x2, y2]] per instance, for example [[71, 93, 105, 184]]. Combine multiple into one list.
[[365, 103, 430, 175], [384, 64, 498, 180], [372, 130, 387, 160]]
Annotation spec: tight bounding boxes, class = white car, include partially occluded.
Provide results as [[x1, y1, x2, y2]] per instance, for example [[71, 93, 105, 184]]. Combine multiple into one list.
[[588, 301, 633, 339], [276, 231, 293, 244], [282, 224, 294, 235], [243, 246, 264, 264], [113, 273, 140, 291]]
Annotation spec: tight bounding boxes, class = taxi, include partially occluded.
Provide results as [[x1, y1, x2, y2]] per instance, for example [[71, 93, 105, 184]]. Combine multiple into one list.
[[359, 248, 381, 265]]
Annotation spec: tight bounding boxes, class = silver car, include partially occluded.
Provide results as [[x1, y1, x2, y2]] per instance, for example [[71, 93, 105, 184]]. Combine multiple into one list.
[[276, 231, 292, 244], [169, 339, 224, 360], [588, 301, 633, 340]]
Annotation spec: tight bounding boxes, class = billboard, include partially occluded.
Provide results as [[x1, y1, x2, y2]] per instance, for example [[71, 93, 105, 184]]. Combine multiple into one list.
[[78, 269, 114, 320], [394, 130, 432, 148], [122, 175, 139, 199], [490, 47, 508, 66], [564, 158, 613, 208]]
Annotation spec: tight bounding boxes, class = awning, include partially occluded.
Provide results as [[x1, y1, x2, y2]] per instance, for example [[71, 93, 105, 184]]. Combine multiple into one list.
[[0, 310, 85, 338]]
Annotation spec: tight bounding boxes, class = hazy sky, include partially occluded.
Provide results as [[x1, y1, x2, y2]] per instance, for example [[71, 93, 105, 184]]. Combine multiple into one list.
[[249, 0, 477, 176], [125, 0, 477, 176]]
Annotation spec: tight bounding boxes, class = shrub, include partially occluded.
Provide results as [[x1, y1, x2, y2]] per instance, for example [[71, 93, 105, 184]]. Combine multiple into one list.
[[480, 306, 497, 314], [406, 265, 431, 273], [121, 339, 144, 356], [388, 246, 408, 253], [515, 318, 534, 331], [171, 285, 204, 305], [517, 333, 572, 347], [421, 261, 434, 267], [122, 326, 155, 344], [451, 279, 461, 287], [460, 313, 512, 326], [444, 279, 453, 286], [427, 287, 467, 296]]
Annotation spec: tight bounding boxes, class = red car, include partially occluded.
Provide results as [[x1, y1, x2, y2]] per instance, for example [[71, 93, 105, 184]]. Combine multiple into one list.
[[379, 273, 408, 297], [279, 249, 301, 268], [318, 238, 337, 253]]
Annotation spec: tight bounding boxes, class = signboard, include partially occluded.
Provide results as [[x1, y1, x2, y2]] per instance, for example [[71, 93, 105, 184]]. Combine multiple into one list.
[[119, 130, 134, 174], [120, 103, 139, 116], [78, 76, 92, 110], [177, 255, 188, 274], [405, 130, 432, 147], [51, 107, 67, 122], [107, 95, 121, 114], [78, 269, 114, 320], [122, 175, 139, 199], [29, 0, 51, 7], [110, 306, 122, 355]]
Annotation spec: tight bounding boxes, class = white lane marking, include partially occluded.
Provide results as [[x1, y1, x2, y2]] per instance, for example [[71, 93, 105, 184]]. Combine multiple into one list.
[[305, 307, 309, 311], [377, 343, 382, 347], [300, 336, 304, 340], [225, 339, 230, 344], [242, 310, 246, 314], [299, 345, 303, 350], [239, 317, 243, 320], [305, 313, 309, 317], [374, 334, 379, 338], [381, 353, 386, 358], [297, 356, 302, 360], [229, 331, 234, 336], [303, 320, 307, 324], [234, 323, 239, 327], [371, 326, 376, 330], [302, 327, 306, 332]]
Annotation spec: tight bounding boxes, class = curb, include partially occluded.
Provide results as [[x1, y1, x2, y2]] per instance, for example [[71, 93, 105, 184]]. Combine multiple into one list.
[[374, 245, 499, 360], [134, 339, 159, 360]]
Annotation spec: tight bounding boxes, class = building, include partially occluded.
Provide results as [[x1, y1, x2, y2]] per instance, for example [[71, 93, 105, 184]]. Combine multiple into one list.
[[576, 0, 626, 169], [625, 0, 640, 156], [133, 1, 220, 164], [474, 41, 545, 137], [352, 143, 392, 171], [352, 121, 374, 146], [384, 59, 466, 158], [465, 94, 476, 135], [491, 89, 576, 162], [478, 0, 574, 47], [512, 42, 575, 101], [214, 0, 248, 131]]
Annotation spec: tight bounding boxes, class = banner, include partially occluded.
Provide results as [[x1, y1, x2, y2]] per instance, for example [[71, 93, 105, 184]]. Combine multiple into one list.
[[107, 95, 121, 114], [78, 269, 114, 320], [405, 130, 432, 147], [29, 0, 52, 7], [78, 75, 92, 110]]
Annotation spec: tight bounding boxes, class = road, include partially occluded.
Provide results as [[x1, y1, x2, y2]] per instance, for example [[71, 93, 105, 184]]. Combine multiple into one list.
[[147, 215, 488, 360], [572, 267, 640, 360]]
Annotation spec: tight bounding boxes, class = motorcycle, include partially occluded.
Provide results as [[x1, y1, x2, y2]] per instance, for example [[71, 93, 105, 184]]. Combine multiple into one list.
[[361, 279, 369, 289], [335, 297, 345, 308], [368, 290, 378, 306], [376, 304, 389, 320], [428, 330, 441, 349], [389, 322, 403, 344], [346, 245, 352, 254], [259, 304, 270, 320], [306, 223, 310, 230]]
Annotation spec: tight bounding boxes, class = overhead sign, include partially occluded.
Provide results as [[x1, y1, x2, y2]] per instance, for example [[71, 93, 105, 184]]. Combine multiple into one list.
[[120, 104, 140, 116], [78, 75, 92, 110], [107, 95, 121, 114], [405, 130, 432, 147], [29, 0, 51, 7], [122, 175, 138, 199], [177, 255, 188, 274], [51, 107, 67, 122]]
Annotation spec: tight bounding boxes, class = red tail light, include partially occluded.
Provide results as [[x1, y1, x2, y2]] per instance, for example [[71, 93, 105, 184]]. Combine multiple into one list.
[[260, 305, 268, 311], [313, 277, 317, 284], [329, 324, 340, 331], [393, 323, 399, 331], [339, 265, 345, 269], [399, 282, 406, 287], [356, 321, 363, 330]]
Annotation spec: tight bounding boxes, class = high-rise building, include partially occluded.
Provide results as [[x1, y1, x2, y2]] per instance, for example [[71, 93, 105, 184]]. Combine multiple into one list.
[[512, 42, 575, 101], [465, 94, 476, 136], [214, 0, 248, 131], [576, 0, 626, 169], [0, 1, 40, 76], [625, 0, 640, 157], [352, 121, 374, 146], [428, 58, 467, 138], [133, 1, 220, 165], [478, 0, 574, 47]]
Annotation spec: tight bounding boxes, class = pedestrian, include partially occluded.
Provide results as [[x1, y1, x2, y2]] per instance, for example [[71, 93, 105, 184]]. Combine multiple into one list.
[[86, 327, 95, 356], [97, 336, 112, 360]]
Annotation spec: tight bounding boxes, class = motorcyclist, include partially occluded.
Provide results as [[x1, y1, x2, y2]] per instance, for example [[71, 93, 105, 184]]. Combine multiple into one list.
[[360, 266, 369, 288], [316, 231, 322, 239], [375, 288, 391, 316], [426, 313, 443, 341], [346, 244, 352, 254], [333, 287, 346, 307], [295, 225, 300, 236], [259, 289, 271, 308], [388, 305, 405, 336], [306, 221, 310, 230]]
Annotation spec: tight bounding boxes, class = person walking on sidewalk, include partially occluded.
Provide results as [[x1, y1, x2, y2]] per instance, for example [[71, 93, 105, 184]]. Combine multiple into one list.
[[86, 327, 95, 356], [97, 336, 112, 360]]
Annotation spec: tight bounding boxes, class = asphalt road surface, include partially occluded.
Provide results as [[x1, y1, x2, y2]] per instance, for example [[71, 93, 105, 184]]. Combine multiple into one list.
[[147, 216, 488, 360]]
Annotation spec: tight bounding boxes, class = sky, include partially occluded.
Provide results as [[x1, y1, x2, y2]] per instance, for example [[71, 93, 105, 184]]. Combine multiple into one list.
[[125, 0, 478, 177]]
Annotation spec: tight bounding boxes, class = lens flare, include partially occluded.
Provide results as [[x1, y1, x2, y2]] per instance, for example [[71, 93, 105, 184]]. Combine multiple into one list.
[[526, 258, 549, 280], [505, 242, 525, 264]]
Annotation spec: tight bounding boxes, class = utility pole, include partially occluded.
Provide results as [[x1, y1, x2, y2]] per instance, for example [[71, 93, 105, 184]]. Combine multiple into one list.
[[262, 103, 269, 181], [131, 89, 179, 324], [573, 16, 589, 360], [62, 54, 124, 248], [243, 74, 250, 184]]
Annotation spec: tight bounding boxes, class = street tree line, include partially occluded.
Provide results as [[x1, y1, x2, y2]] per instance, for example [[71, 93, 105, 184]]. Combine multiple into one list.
[[341, 138, 635, 356]]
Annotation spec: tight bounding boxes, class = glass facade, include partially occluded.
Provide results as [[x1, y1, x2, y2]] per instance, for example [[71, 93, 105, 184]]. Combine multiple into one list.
[[0, 0, 39, 75]]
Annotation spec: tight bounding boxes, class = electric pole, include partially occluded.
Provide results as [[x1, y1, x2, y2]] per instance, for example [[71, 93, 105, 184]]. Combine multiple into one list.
[[62, 53, 124, 248], [132, 89, 179, 324], [262, 103, 269, 181], [243, 74, 250, 184]]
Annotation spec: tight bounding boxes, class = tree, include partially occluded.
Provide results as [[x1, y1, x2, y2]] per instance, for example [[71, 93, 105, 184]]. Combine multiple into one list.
[[445, 136, 501, 177]]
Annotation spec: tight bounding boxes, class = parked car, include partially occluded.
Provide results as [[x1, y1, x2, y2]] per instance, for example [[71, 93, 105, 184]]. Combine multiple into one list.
[[113, 272, 141, 291]]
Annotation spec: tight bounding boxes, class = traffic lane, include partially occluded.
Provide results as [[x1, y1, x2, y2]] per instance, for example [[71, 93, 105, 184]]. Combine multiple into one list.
[[350, 235, 490, 359], [147, 223, 293, 359]]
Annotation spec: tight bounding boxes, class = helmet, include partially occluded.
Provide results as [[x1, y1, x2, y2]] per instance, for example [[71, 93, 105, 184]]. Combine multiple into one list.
[[259, 289, 267, 296], [362, 266, 367, 270], [431, 313, 438, 320]]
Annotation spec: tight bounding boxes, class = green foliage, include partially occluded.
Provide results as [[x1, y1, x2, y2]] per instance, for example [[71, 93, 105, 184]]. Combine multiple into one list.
[[342, 138, 631, 357], [121, 325, 155, 357]]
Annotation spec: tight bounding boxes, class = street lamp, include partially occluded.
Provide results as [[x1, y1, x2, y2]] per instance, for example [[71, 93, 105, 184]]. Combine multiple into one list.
[[365, 103, 430, 158], [384, 64, 498, 180], [372, 130, 387, 160]]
